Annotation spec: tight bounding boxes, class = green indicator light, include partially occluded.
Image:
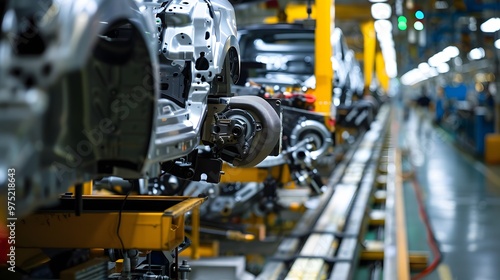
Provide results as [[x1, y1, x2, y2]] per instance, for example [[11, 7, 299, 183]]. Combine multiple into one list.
[[414, 21, 424, 31], [398, 16, 407, 23], [415, 10, 424, 20], [398, 22, 407, 30]]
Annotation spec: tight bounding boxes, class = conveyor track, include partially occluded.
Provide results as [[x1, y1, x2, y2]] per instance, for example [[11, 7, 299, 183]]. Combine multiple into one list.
[[256, 105, 395, 280]]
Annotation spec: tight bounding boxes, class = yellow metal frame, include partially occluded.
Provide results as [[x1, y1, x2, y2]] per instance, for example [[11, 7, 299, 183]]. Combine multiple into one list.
[[16, 195, 205, 251], [179, 241, 220, 258], [361, 241, 428, 271], [67, 181, 94, 195], [220, 163, 294, 187]]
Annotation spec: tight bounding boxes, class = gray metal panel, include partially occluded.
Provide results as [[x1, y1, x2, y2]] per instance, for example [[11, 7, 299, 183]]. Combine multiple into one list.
[[256, 261, 286, 280]]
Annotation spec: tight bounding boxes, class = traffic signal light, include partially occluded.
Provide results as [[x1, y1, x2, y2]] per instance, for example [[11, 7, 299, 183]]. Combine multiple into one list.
[[415, 10, 424, 20], [414, 21, 424, 30], [414, 10, 424, 30], [398, 16, 407, 31]]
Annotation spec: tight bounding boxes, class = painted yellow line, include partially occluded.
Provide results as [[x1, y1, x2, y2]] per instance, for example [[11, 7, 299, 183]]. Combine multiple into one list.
[[438, 264, 453, 280]]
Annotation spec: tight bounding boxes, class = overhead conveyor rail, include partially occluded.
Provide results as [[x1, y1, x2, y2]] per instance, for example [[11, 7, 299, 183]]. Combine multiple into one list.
[[257, 105, 423, 279]]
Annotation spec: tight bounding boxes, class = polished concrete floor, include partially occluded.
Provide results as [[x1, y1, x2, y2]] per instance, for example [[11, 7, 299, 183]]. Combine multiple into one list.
[[398, 105, 500, 280]]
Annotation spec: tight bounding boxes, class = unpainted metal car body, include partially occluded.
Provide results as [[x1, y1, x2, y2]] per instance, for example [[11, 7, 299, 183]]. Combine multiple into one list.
[[237, 24, 352, 103], [237, 23, 375, 133], [0, 0, 281, 216]]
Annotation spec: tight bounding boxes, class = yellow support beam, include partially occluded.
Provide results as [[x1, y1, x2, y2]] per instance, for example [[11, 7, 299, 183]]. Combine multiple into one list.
[[354, 52, 364, 61], [261, 2, 336, 129], [361, 20, 376, 92], [376, 51, 390, 93], [16, 195, 205, 251], [335, 4, 371, 21], [314, 0, 333, 115]]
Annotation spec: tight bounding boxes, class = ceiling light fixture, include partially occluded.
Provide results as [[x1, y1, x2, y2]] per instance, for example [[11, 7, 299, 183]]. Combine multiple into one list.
[[443, 46, 460, 58], [495, 39, 500, 49], [480, 18, 500, 33], [467, 47, 485, 60], [371, 3, 392, 20], [428, 46, 459, 67], [401, 68, 425, 86], [436, 63, 450, 74], [418, 62, 431, 74]]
